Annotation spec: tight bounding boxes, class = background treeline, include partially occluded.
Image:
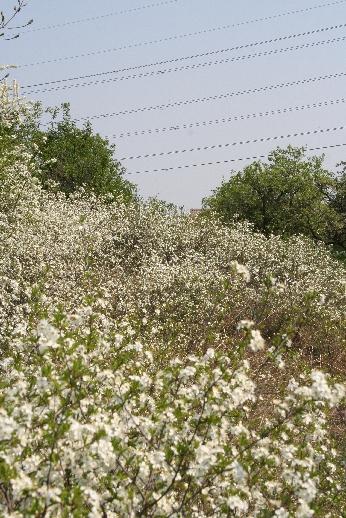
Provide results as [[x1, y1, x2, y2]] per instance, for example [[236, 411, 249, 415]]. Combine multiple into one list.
[[203, 147, 346, 255], [2, 96, 345, 258]]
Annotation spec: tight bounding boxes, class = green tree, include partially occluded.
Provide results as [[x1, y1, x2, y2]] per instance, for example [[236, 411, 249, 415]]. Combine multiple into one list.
[[330, 164, 346, 251], [35, 104, 136, 202], [334, 163, 346, 214], [0, 99, 136, 203], [203, 146, 343, 247]]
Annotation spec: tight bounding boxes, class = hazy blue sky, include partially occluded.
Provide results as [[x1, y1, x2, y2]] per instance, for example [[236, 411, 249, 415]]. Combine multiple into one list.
[[3, 0, 346, 208]]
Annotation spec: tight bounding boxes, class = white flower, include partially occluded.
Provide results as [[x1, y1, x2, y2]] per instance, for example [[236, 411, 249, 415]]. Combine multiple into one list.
[[237, 319, 254, 330], [129, 373, 151, 387], [114, 334, 123, 346], [190, 443, 219, 477], [231, 460, 247, 483], [145, 350, 153, 362], [317, 294, 326, 305], [248, 329, 265, 352], [126, 341, 143, 352], [179, 366, 196, 379], [204, 348, 215, 360], [83, 488, 102, 516], [231, 261, 251, 282], [36, 319, 59, 353], [148, 451, 166, 469], [227, 495, 249, 513], [309, 370, 345, 405], [296, 500, 315, 518], [276, 355, 285, 369], [0, 409, 17, 440], [297, 478, 317, 504], [11, 473, 33, 498], [274, 509, 289, 518]]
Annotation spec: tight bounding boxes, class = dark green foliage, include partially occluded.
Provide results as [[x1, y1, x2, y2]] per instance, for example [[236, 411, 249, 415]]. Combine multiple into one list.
[[203, 146, 345, 249], [334, 164, 346, 215], [331, 164, 346, 253], [0, 101, 137, 203], [36, 105, 136, 202]]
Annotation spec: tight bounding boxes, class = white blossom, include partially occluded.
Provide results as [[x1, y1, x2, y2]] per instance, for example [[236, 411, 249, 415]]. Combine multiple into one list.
[[248, 329, 265, 352]]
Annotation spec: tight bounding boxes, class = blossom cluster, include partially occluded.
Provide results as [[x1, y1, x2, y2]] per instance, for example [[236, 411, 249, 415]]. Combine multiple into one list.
[[0, 312, 344, 516]]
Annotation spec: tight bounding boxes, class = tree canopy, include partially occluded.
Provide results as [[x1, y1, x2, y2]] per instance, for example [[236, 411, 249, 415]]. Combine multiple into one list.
[[0, 99, 137, 203], [203, 146, 345, 249], [36, 105, 136, 202]]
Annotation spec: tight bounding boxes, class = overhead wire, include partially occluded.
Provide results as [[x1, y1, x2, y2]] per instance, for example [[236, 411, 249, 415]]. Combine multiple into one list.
[[22, 36, 346, 95], [126, 143, 346, 175], [120, 126, 345, 161], [74, 70, 346, 122], [108, 98, 346, 139], [17, 0, 346, 67], [20, 23, 346, 90], [16, 0, 179, 34], [8, 1, 346, 190]]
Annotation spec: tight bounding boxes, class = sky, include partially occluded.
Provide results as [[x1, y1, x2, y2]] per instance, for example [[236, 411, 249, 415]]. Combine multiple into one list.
[[3, 0, 346, 208]]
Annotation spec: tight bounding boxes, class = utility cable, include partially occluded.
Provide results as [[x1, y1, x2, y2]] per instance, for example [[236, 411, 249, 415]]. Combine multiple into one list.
[[120, 125, 344, 161], [17, 0, 179, 34], [21, 23, 346, 89], [76, 70, 346, 122], [109, 97, 346, 139], [127, 143, 346, 175], [22, 35, 346, 95], [17, 0, 346, 67]]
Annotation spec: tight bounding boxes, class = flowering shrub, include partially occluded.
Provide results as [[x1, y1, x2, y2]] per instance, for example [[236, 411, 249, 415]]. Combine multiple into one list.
[[1, 176, 345, 373], [0, 88, 345, 515], [0, 311, 344, 516]]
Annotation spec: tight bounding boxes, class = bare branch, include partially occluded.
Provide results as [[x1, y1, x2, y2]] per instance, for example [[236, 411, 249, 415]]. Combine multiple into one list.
[[0, 1, 33, 40]]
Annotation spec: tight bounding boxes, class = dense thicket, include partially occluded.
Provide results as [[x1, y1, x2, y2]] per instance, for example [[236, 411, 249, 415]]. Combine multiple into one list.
[[0, 86, 345, 516]]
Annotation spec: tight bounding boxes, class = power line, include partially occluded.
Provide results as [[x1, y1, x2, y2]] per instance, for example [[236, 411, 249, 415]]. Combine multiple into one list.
[[120, 126, 344, 161], [17, 0, 346, 67], [109, 97, 346, 139], [22, 36, 346, 95], [76, 70, 346, 122], [17, 0, 179, 34], [126, 143, 346, 175], [21, 23, 346, 90]]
